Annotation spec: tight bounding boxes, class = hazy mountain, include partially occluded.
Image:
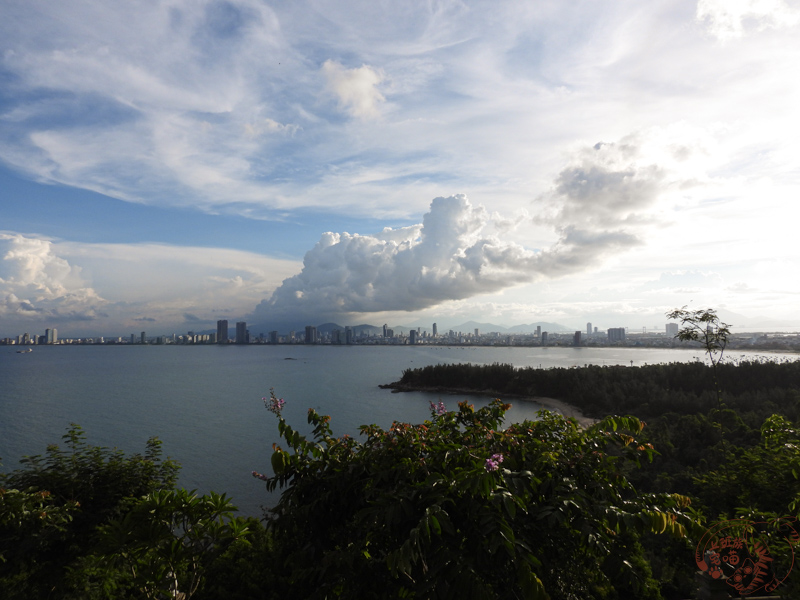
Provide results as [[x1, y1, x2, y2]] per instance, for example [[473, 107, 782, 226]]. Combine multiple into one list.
[[249, 319, 574, 337], [443, 321, 572, 334], [506, 322, 572, 333]]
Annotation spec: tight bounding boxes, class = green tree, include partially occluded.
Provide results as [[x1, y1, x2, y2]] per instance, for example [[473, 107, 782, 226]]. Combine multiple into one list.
[[0, 425, 179, 598], [259, 391, 697, 600], [665, 306, 731, 408], [91, 489, 251, 599]]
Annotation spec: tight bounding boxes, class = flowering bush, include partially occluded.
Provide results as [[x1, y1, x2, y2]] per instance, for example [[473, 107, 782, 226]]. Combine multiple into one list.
[[429, 400, 447, 416], [264, 389, 285, 416], [259, 396, 697, 599], [484, 453, 504, 472]]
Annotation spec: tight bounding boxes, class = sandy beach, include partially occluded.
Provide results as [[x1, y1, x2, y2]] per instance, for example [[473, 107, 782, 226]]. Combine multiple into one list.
[[382, 382, 600, 428], [521, 396, 599, 428]]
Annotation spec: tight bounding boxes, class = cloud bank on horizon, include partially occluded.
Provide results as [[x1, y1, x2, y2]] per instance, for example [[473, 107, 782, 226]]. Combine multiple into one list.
[[2, 0, 800, 336], [254, 193, 638, 324], [254, 134, 673, 325]]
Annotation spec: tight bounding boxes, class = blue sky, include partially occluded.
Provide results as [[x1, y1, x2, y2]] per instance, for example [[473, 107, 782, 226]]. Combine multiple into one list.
[[2, 0, 800, 337]]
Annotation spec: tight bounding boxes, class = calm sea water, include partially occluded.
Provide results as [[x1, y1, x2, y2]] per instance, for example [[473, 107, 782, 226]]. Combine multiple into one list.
[[1, 345, 794, 516]]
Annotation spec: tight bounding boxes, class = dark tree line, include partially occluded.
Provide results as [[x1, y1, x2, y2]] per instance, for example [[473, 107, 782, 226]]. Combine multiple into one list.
[[395, 357, 800, 423]]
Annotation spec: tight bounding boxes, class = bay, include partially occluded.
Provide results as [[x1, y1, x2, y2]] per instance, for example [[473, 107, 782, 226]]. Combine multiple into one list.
[[1, 344, 794, 516]]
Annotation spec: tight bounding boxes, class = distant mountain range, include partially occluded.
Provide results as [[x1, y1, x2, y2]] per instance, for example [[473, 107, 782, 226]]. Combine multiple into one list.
[[205, 311, 800, 339]]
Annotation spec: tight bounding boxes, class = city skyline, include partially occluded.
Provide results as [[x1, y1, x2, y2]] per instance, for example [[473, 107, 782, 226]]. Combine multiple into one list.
[[2, 1, 800, 338]]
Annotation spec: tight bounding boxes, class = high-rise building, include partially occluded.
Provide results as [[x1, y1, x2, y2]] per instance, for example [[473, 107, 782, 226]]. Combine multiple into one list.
[[305, 326, 317, 344], [474, 328, 479, 337], [432, 323, 438, 337], [608, 327, 626, 342], [345, 326, 353, 345], [574, 331, 582, 346], [217, 320, 228, 343], [45, 328, 57, 344], [541, 331, 548, 345], [666, 323, 679, 338], [383, 324, 388, 338], [236, 321, 247, 344], [269, 331, 279, 345], [140, 331, 146, 344], [586, 322, 592, 337], [409, 330, 417, 345]]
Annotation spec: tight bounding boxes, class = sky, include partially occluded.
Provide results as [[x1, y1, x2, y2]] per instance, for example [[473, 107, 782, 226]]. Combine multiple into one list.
[[1, 0, 800, 338]]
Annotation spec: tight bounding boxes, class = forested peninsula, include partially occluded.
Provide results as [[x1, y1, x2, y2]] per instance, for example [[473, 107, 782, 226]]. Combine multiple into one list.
[[4, 332, 800, 598]]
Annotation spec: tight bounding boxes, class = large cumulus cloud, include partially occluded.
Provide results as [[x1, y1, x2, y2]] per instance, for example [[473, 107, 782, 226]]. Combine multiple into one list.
[[253, 192, 640, 324], [0, 233, 107, 325]]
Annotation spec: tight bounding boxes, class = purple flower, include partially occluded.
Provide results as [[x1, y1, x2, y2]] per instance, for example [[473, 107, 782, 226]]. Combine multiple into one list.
[[485, 453, 504, 472], [251, 470, 269, 481], [264, 394, 285, 416], [429, 400, 447, 416]]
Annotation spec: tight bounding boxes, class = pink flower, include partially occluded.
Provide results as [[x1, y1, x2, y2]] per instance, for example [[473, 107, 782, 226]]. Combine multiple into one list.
[[264, 395, 285, 415], [251, 470, 269, 481], [429, 400, 447, 416], [485, 453, 504, 472]]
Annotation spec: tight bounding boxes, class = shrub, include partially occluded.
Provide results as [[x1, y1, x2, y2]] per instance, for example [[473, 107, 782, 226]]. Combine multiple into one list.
[[259, 392, 696, 599]]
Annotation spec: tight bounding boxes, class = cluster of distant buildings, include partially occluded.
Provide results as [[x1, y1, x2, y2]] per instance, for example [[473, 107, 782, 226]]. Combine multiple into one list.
[[3, 320, 799, 351]]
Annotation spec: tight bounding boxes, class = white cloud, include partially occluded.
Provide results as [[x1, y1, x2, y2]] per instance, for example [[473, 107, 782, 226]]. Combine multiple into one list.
[[2, 0, 799, 224], [1, 0, 800, 332], [321, 60, 386, 119], [244, 118, 301, 137], [0, 233, 107, 325], [253, 192, 643, 325], [0, 232, 302, 335], [697, 0, 800, 40]]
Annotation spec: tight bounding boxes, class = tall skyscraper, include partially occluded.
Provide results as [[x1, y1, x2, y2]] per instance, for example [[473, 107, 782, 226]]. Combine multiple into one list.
[[305, 326, 318, 344], [140, 331, 146, 344], [536, 325, 541, 339], [409, 330, 417, 345], [236, 321, 247, 344], [573, 331, 582, 346], [666, 323, 679, 338], [586, 322, 592, 337], [432, 323, 438, 337], [269, 331, 279, 345], [217, 320, 228, 343], [45, 328, 57, 344], [383, 324, 388, 338], [345, 326, 353, 345]]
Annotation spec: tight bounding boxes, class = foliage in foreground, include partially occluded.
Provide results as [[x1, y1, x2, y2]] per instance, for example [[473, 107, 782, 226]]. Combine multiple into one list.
[[0, 426, 251, 599], [260, 392, 697, 599]]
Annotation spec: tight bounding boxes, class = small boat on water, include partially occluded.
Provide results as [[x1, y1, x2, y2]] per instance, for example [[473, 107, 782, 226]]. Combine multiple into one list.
[[16, 348, 33, 353]]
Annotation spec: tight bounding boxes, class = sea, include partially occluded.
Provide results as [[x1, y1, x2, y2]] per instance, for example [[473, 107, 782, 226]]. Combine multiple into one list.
[[1, 344, 797, 517]]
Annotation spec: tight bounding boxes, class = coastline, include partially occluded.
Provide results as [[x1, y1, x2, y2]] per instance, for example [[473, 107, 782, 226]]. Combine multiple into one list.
[[380, 382, 598, 428], [522, 396, 599, 428]]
